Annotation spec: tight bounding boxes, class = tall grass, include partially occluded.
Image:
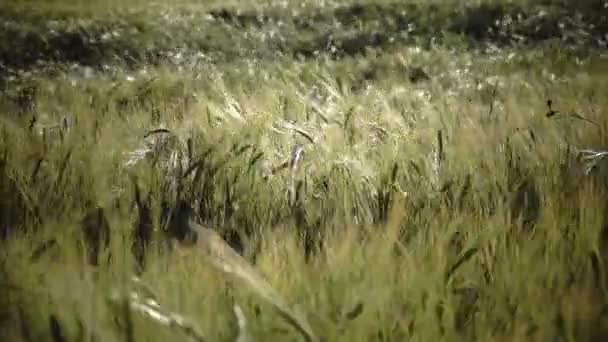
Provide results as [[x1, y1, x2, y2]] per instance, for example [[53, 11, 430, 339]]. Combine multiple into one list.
[[1, 1, 608, 341]]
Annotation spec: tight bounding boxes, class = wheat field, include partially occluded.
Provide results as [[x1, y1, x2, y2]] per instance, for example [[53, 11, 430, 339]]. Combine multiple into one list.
[[1, 0, 608, 341]]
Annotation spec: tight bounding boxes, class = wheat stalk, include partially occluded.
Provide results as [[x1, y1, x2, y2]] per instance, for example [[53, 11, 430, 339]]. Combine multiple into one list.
[[110, 281, 208, 342], [176, 218, 320, 342]]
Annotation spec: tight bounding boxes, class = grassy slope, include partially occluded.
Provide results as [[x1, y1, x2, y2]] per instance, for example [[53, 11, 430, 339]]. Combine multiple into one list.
[[0, 0, 606, 72], [1, 0, 608, 341]]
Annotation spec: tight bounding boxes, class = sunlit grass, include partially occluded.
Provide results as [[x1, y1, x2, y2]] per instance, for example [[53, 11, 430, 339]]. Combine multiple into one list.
[[1, 0, 608, 341]]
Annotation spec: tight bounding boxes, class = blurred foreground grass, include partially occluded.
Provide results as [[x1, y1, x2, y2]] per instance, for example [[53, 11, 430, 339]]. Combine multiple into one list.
[[1, 0, 608, 341]]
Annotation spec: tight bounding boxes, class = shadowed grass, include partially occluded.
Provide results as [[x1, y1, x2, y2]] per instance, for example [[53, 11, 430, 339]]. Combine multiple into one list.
[[1, 0, 605, 73]]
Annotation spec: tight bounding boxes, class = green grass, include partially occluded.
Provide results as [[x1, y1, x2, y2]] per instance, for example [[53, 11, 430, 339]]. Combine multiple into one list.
[[1, 0, 606, 72], [1, 0, 608, 341]]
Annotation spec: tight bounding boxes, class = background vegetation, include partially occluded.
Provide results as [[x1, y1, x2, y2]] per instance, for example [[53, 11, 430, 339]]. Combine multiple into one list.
[[1, 0, 607, 341]]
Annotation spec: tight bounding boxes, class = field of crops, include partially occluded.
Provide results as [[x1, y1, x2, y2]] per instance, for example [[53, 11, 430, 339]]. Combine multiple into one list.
[[1, 0, 607, 341]]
